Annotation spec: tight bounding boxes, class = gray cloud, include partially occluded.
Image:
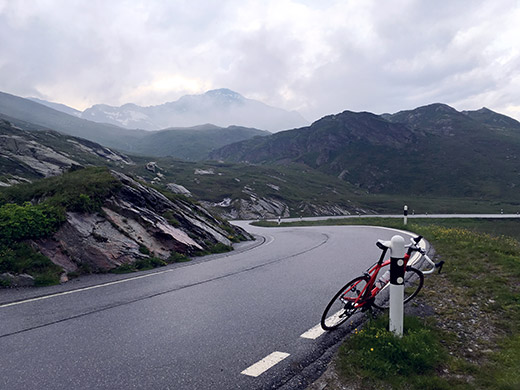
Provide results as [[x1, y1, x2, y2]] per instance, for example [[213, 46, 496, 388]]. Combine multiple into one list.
[[1, 0, 519, 122]]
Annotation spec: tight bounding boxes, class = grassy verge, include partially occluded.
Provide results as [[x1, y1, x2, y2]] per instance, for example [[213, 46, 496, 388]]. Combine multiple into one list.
[[258, 217, 520, 389], [110, 251, 191, 274], [0, 243, 63, 286], [337, 315, 448, 389]]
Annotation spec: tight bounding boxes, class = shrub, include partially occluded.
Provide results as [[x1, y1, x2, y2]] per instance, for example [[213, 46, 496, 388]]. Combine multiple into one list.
[[0, 202, 65, 244], [168, 251, 190, 262]]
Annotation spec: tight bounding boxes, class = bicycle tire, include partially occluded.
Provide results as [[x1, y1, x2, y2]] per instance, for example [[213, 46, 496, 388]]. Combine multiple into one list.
[[372, 266, 424, 310], [321, 275, 369, 331]]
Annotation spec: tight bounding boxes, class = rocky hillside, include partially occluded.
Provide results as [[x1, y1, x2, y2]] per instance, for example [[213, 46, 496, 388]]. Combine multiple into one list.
[[210, 104, 520, 201], [0, 116, 369, 221], [121, 157, 372, 220], [0, 167, 250, 287], [210, 110, 416, 164], [0, 119, 132, 186]]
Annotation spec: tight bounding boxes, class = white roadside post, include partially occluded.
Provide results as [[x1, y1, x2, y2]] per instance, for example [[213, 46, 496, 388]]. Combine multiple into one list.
[[403, 205, 408, 225], [388, 235, 406, 337]]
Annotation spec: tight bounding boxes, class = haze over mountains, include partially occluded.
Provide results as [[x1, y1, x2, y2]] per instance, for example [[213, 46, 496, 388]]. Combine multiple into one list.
[[1, 90, 269, 160], [29, 89, 308, 132]]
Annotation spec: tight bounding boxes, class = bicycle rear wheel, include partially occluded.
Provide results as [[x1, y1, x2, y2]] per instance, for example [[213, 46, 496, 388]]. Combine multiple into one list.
[[321, 276, 369, 331], [372, 266, 424, 310]]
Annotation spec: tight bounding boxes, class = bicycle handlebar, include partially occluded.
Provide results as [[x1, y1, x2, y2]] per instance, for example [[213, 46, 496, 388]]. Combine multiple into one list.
[[407, 236, 444, 274], [376, 235, 444, 274]]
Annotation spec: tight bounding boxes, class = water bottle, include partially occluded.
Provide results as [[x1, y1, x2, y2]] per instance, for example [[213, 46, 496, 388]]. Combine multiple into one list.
[[376, 270, 390, 289]]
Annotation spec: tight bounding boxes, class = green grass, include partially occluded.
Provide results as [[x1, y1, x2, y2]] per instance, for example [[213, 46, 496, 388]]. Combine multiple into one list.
[[120, 155, 520, 217], [193, 242, 234, 256], [338, 315, 448, 389], [0, 243, 63, 286], [254, 217, 520, 241], [0, 166, 121, 212]]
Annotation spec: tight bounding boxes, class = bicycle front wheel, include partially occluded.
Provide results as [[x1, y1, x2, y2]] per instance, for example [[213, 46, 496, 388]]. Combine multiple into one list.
[[372, 266, 424, 310], [321, 276, 369, 331]]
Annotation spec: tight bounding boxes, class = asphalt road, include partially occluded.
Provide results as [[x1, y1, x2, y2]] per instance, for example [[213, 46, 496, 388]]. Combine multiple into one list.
[[0, 223, 421, 389]]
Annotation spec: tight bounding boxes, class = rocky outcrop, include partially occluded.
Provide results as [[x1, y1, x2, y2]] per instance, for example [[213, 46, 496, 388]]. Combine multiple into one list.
[[165, 183, 192, 196], [0, 120, 133, 184], [204, 184, 290, 220], [30, 171, 251, 273], [0, 272, 35, 287], [0, 133, 79, 177]]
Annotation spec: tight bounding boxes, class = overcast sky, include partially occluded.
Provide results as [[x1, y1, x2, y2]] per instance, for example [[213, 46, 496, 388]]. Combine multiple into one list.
[[1, 0, 519, 123]]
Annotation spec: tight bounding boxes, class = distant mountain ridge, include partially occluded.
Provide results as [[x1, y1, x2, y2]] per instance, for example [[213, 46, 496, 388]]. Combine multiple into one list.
[[32, 89, 309, 132], [0, 91, 269, 160], [210, 103, 520, 201]]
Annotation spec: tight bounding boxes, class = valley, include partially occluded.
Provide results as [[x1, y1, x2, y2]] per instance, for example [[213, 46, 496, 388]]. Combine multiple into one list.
[[1, 90, 520, 287]]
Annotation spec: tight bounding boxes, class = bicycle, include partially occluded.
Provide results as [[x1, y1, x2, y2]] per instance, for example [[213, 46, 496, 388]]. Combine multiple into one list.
[[320, 235, 443, 331]]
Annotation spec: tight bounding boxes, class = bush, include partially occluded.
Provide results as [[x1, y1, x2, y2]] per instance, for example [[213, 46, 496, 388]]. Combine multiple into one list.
[[0, 202, 65, 244], [168, 251, 190, 262]]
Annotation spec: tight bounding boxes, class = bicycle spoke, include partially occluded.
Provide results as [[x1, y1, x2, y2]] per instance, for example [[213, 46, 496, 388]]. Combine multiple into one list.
[[321, 276, 369, 330]]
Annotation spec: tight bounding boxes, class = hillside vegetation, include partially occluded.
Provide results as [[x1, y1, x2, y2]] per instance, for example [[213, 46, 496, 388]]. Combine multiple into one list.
[[0, 166, 249, 287], [210, 104, 520, 204]]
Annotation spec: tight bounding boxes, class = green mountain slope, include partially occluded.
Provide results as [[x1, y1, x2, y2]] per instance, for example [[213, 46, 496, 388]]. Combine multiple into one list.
[[125, 125, 269, 160], [210, 104, 520, 202], [0, 116, 370, 218]]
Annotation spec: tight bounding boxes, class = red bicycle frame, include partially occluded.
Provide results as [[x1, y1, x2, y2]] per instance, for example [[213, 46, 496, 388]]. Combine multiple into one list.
[[340, 252, 412, 309]]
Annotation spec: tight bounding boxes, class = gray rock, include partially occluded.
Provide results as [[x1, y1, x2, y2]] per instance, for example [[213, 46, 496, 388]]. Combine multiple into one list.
[[166, 183, 192, 196], [0, 272, 35, 287], [30, 170, 249, 275]]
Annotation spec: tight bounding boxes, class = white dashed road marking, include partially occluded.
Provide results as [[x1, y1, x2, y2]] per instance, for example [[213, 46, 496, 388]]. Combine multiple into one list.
[[241, 351, 290, 377], [300, 323, 326, 340]]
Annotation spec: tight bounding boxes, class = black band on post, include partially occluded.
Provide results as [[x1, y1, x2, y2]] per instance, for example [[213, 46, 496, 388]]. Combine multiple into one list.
[[390, 257, 405, 285]]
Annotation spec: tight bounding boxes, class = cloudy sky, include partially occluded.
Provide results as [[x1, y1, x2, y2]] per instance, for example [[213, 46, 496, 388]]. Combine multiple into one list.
[[1, 0, 519, 123]]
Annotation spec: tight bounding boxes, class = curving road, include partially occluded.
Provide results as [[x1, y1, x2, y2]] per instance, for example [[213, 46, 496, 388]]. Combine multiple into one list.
[[0, 223, 422, 389]]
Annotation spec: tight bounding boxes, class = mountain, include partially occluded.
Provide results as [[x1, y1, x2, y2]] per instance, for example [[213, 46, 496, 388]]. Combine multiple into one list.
[[210, 104, 520, 201], [127, 124, 269, 160], [210, 110, 416, 164], [0, 91, 144, 151], [0, 116, 368, 221], [462, 107, 520, 131], [27, 97, 82, 117], [78, 89, 308, 132], [0, 91, 269, 160]]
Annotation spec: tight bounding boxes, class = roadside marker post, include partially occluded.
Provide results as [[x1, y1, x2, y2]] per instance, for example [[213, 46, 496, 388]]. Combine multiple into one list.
[[388, 235, 406, 337], [403, 205, 408, 225]]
